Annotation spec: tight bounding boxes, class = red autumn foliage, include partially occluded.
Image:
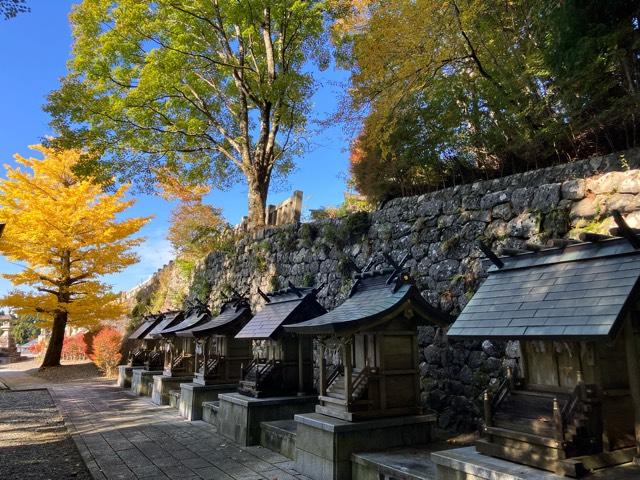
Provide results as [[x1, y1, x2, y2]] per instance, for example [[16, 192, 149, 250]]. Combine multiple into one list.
[[62, 333, 87, 360], [90, 327, 122, 377], [28, 339, 47, 357]]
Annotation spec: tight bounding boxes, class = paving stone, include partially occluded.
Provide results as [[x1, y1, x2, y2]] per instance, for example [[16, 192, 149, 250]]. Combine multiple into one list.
[[46, 379, 303, 480]]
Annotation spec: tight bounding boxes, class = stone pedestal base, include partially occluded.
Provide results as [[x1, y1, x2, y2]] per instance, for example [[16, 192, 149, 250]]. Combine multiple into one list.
[[178, 383, 237, 421], [260, 420, 297, 460], [131, 369, 162, 396], [217, 392, 317, 446], [431, 447, 566, 480], [294, 413, 435, 480], [151, 375, 193, 405], [117, 365, 143, 389]]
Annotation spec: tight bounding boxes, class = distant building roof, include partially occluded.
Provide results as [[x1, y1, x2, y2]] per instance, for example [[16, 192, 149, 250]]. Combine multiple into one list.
[[177, 297, 252, 338], [448, 237, 640, 340], [235, 284, 327, 339], [285, 269, 453, 335], [128, 314, 163, 340], [144, 311, 184, 339]]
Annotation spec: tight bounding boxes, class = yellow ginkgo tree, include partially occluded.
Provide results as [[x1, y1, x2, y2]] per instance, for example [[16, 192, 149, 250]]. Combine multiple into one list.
[[0, 145, 151, 368]]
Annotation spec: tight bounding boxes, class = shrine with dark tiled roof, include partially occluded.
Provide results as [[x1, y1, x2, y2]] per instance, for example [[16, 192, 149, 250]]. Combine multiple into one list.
[[174, 294, 253, 420], [283, 254, 454, 480], [437, 211, 640, 478], [117, 312, 164, 389], [214, 281, 326, 447], [235, 283, 327, 398], [129, 310, 185, 396], [148, 302, 215, 405]]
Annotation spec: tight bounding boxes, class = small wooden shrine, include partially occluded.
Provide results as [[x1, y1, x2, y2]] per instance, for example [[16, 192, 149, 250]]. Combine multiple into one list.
[[143, 311, 187, 370], [286, 256, 452, 421], [447, 212, 640, 477], [235, 282, 327, 397], [176, 295, 253, 385], [155, 300, 212, 377], [126, 313, 164, 368]]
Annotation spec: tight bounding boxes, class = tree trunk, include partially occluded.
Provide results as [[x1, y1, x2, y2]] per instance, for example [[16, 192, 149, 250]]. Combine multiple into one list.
[[40, 311, 68, 369], [247, 176, 269, 230]]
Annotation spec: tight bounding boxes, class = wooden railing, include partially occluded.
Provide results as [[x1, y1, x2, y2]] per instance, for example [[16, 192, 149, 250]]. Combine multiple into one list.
[[350, 366, 370, 402], [241, 359, 257, 380], [483, 367, 515, 428], [172, 353, 184, 369], [256, 359, 275, 386], [326, 364, 343, 390]]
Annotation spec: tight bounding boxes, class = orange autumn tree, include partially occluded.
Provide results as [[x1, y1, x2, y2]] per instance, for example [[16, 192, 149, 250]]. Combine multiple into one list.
[[0, 145, 150, 369], [156, 170, 231, 261]]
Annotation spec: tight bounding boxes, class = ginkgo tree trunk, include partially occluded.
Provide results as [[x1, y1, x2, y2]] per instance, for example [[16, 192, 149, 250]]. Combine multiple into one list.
[[0, 145, 150, 369]]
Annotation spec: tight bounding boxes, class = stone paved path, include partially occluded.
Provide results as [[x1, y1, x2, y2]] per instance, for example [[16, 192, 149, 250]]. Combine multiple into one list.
[[48, 380, 309, 480]]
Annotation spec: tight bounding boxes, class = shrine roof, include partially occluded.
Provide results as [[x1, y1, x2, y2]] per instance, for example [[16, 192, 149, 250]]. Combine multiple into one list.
[[235, 284, 327, 339], [285, 268, 453, 335], [158, 303, 212, 336], [128, 314, 163, 340], [144, 310, 184, 339], [177, 298, 252, 337], [448, 237, 640, 340]]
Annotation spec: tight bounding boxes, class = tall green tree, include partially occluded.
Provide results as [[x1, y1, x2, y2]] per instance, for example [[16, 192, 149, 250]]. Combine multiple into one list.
[[46, 0, 327, 228]]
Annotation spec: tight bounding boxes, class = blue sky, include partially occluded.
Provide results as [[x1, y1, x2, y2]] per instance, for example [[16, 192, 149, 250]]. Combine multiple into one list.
[[0, 1, 351, 295]]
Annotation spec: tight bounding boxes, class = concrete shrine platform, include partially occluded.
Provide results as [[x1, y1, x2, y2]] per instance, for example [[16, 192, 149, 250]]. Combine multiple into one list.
[[216, 392, 317, 446], [352, 444, 453, 480], [178, 382, 237, 421], [130, 369, 162, 396], [151, 374, 194, 405], [117, 365, 144, 389], [260, 419, 297, 459], [294, 412, 436, 480], [431, 447, 640, 480]]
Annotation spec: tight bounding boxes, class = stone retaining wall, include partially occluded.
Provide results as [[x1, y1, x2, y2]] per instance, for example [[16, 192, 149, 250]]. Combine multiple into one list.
[[134, 148, 640, 431]]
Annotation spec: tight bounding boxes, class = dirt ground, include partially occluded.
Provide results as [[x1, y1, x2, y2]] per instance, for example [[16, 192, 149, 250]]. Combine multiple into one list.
[[0, 358, 101, 388], [0, 388, 92, 480]]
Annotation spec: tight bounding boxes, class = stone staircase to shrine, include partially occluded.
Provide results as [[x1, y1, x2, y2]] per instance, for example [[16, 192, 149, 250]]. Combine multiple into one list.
[[478, 387, 606, 477]]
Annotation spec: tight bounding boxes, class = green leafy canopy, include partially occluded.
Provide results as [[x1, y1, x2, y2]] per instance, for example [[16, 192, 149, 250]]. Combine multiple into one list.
[[46, 0, 329, 202]]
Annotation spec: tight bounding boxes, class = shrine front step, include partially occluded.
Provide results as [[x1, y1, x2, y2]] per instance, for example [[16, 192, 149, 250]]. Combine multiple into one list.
[[178, 383, 238, 421], [351, 446, 444, 480], [216, 393, 317, 447], [117, 365, 144, 389], [294, 412, 436, 480], [168, 389, 181, 408], [202, 400, 220, 426], [131, 369, 163, 396], [151, 374, 194, 405], [260, 419, 297, 460], [431, 446, 570, 480]]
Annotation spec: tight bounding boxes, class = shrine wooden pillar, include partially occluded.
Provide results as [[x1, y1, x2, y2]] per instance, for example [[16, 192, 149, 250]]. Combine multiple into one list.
[[319, 342, 326, 396], [344, 340, 352, 403], [625, 315, 640, 459], [297, 336, 304, 395]]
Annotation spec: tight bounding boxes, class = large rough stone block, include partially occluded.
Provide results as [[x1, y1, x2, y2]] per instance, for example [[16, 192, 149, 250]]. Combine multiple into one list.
[[294, 413, 435, 480]]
